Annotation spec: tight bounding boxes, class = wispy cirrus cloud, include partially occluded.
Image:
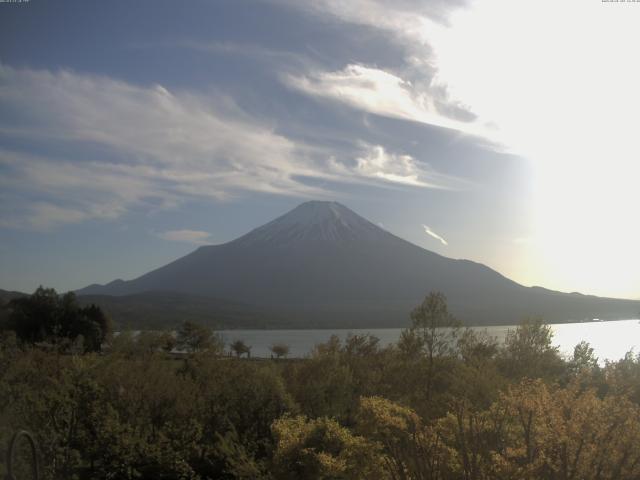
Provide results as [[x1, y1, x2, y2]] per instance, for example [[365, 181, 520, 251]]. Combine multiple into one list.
[[0, 64, 319, 229], [271, 0, 469, 40], [0, 148, 171, 229], [349, 143, 466, 189], [286, 64, 490, 139], [422, 224, 448, 246], [278, 1, 501, 145], [0, 64, 468, 230], [167, 40, 310, 66], [0, 64, 319, 195], [156, 229, 213, 245]]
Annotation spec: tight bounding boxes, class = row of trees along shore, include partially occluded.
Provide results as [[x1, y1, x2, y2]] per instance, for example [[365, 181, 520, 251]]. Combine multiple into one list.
[[2, 288, 640, 479], [0, 286, 287, 358], [118, 324, 288, 359]]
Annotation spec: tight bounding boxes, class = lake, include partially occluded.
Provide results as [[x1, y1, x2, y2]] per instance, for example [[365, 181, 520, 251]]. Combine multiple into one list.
[[218, 318, 640, 361]]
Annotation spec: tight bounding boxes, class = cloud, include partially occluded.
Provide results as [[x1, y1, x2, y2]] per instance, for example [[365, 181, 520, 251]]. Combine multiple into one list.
[[422, 224, 448, 246], [0, 66, 317, 229], [325, 143, 469, 190], [168, 40, 309, 67], [0, 149, 176, 229], [287, 65, 431, 123], [351, 144, 464, 189], [279, 1, 501, 145], [0, 64, 318, 195], [286, 64, 492, 141], [273, 0, 468, 38], [156, 229, 213, 245], [0, 64, 466, 229]]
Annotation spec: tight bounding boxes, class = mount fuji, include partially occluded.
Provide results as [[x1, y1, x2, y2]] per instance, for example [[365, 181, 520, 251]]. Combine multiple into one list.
[[77, 201, 640, 327]]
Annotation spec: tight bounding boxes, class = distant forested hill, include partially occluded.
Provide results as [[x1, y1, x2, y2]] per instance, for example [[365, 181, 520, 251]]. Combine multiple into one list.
[[76, 292, 290, 330]]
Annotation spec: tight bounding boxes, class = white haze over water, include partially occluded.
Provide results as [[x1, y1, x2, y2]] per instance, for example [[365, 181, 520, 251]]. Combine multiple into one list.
[[219, 319, 640, 362]]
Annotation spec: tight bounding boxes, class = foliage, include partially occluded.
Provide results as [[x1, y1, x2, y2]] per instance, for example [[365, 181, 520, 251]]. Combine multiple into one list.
[[285, 349, 355, 420], [271, 414, 385, 479], [410, 292, 461, 359], [135, 330, 177, 356], [3, 290, 640, 479], [498, 317, 564, 380], [230, 339, 252, 358], [356, 396, 451, 479], [270, 343, 290, 359], [4, 287, 111, 352], [408, 292, 461, 402], [177, 320, 223, 354]]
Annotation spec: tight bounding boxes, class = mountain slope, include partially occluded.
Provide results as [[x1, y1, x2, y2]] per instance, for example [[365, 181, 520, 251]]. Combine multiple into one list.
[[0, 289, 28, 305], [78, 201, 640, 326], [76, 292, 287, 330]]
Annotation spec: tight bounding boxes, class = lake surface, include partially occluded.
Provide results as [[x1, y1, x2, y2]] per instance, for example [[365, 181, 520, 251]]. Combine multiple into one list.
[[219, 319, 640, 361]]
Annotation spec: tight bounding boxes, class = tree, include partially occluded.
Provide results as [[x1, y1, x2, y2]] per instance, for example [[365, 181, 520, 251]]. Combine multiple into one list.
[[271, 415, 385, 479], [449, 329, 505, 409], [77, 303, 112, 352], [286, 353, 355, 419], [108, 330, 137, 356], [356, 396, 450, 479], [410, 292, 460, 358], [312, 334, 341, 356], [270, 343, 290, 359], [407, 291, 460, 401], [6, 286, 59, 343], [213, 427, 267, 479], [397, 328, 423, 358], [230, 339, 251, 358], [176, 320, 222, 354], [570, 340, 599, 375], [5, 287, 111, 352], [136, 330, 176, 356], [192, 361, 295, 471], [457, 328, 499, 364], [482, 379, 640, 479], [499, 318, 563, 380], [344, 333, 380, 357]]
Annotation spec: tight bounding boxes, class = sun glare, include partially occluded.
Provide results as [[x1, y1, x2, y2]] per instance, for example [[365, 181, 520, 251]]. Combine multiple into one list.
[[429, 0, 640, 298]]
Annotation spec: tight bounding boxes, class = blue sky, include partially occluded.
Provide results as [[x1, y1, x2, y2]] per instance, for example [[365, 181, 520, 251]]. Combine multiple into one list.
[[1, 0, 638, 299]]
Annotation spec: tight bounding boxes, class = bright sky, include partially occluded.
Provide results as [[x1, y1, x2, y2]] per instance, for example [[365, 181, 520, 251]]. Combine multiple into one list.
[[429, 0, 640, 298], [0, 0, 638, 299]]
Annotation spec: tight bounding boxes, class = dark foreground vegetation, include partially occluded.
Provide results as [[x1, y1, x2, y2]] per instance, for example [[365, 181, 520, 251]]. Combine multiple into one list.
[[3, 289, 640, 479]]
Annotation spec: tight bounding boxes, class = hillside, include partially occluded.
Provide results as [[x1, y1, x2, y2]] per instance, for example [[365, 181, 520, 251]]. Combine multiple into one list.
[[76, 292, 290, 330]]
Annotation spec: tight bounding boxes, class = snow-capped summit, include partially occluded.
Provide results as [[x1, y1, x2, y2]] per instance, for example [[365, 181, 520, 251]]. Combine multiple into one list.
[[237, 201, 381, 246]]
